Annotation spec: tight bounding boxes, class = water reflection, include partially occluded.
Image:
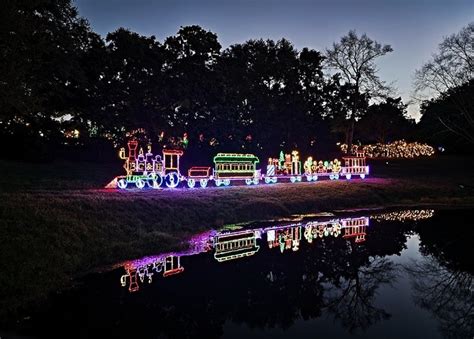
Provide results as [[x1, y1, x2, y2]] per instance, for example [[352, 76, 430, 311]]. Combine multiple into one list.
[[120, 217, 369, 293], [406, 257, 473, 338], [10, 209, 474, 339], [404, 211, 474, 338]]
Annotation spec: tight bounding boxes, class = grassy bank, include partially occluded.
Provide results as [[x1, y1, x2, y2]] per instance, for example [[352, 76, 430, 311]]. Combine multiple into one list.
[[1, 155, 474, 320]]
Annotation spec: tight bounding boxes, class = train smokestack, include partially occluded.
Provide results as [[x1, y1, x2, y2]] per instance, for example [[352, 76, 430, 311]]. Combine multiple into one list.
[[128, 140, 138, 161]]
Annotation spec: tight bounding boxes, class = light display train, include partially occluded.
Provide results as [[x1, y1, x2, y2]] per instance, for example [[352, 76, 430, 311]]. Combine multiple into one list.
[[106, 140, 370, 189]]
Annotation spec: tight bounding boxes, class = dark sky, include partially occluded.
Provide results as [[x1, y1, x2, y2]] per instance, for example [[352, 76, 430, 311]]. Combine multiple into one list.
[[74, 0, 473, 119]]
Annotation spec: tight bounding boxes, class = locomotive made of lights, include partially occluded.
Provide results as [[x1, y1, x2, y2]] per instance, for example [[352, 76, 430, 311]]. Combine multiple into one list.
[[107, 140, 369, 189]]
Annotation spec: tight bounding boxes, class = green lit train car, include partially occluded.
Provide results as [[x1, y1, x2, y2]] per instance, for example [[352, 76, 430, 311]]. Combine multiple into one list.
[[213, 153, 260, 186]]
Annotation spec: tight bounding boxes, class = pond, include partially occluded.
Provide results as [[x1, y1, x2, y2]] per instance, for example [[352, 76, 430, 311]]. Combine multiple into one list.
[[6, 208, 474, 338]]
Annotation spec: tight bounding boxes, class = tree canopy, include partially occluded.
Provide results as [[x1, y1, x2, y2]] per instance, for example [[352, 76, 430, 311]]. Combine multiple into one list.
[[2, 0, 467, 160], [415, 23, 474, 146]]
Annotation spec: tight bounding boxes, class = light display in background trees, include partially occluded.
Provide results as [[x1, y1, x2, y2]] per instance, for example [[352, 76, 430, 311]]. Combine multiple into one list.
[[339, 140, 435, 158], [371, 209, 434, 222]]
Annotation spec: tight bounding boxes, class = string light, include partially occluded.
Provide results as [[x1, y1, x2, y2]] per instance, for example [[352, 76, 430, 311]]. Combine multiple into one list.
[[371, 209, 434, 222], [340, 140, 435, 158]]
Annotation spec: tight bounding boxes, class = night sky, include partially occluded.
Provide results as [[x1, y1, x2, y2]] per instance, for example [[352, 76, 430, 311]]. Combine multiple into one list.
[[74, 0, 474, 120]]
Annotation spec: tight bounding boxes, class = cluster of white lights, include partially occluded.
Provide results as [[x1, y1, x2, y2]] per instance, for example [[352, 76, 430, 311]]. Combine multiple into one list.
[[371, 209, 435, 222], [340, 140, 435, 158]]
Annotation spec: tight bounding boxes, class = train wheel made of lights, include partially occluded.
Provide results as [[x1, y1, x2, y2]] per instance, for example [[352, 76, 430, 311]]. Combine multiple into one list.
[[117, 178, 127, 189], [165, 172, 180, 188], [135, 178, 146, 189], [187, 178, 196, 188], [147, 174, 162, 189]]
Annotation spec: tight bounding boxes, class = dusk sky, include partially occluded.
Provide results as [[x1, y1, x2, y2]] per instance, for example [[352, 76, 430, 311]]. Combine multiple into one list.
[[75, 0, 473, 120]]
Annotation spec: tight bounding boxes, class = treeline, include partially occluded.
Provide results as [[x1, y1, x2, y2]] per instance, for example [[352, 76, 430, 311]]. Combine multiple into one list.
[[0, 0, 472, 161]]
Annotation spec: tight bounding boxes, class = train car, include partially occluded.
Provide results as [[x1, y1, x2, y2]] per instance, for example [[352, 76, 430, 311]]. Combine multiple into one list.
[[213, 153, 261, 186], [186, 166, 211, 188], [265, 150, 302, 184], [341, 150, 369, 179], [265, 150, 344, 183], [301, 156, 342, 181]]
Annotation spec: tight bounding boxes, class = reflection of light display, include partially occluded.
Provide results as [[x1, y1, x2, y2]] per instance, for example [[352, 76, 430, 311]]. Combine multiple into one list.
[[371, 209, 435, 222], [267, 226, 302, 252], [304, 221, 342, 243], [119, 217, 370, 292], [340, 140, 435, 158], [120, 231, 214, 292], [341, 217, 369, 243], [213, 230, 261, 262]]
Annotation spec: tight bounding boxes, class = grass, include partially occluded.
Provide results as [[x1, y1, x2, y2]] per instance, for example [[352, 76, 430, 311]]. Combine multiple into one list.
[[1, 155, 474, 321]]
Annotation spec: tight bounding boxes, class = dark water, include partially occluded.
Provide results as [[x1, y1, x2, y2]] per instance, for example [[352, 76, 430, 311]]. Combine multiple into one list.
[[4, 209, 474, 339]]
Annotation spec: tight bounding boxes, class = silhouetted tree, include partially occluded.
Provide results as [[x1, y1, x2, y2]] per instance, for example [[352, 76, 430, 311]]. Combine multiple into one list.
[[326, 80, 370, 146], [0, 0, 102, 157], [358, 97, 415, 143], [90, 28, 165, 144], [418, 80, 474, 149], [221, 39, 327, 155], [162, 25, 223, 139], [414, 23, 474, 144], [325, 30, 393, 151]]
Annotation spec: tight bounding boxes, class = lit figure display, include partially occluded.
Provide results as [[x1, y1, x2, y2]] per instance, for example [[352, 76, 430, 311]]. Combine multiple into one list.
[[106, 140, 370, 189]]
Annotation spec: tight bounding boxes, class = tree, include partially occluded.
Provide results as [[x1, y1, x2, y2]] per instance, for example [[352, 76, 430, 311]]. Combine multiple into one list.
[[418, 80, 474, 147], [89, 28, 165, 144], [162, 26, 223, 140], [325, 79, 369, 146], [325, 30, 393, 151], [358, 97, 415, 143], [0, 0, 103, 157], [221, 39, 327, 154], [415, 23, 474, 144]]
